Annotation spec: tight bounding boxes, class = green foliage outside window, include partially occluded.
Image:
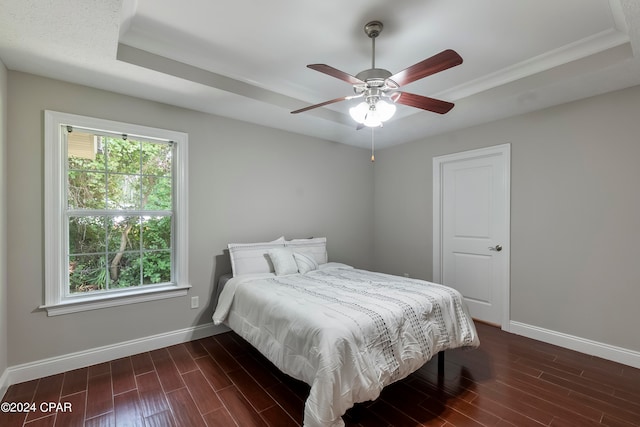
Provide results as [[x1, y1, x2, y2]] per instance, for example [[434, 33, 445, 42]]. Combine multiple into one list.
[[67, 134, 173, 294]]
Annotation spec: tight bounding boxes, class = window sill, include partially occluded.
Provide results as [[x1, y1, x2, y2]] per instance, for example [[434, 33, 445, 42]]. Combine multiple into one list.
[[40, 284, 192, 316]]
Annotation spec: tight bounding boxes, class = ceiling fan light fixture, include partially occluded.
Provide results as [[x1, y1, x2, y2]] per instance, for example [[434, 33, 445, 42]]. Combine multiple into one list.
[[349, 99, 396, 127], [349, 101, 370, 124], [376, 100, 396, 122], [363, 112, 382, 128]]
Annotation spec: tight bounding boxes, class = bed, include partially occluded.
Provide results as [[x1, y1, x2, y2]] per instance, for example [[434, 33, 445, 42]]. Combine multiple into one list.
[[212, 237, 479, 427]]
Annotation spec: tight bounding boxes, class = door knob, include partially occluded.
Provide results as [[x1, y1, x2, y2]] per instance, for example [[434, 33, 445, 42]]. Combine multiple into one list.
[[489, 244, 502, 252]]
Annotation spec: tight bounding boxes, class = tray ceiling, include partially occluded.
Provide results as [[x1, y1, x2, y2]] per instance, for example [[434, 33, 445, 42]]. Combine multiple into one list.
[[1, 0, 640, 149]]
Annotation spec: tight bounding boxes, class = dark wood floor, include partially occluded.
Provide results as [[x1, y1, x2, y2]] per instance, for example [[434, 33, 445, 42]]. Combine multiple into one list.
[[2, 322, 639, 427]]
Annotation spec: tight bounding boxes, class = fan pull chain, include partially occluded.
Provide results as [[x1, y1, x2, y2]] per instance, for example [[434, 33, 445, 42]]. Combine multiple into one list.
[[371, 127, 375, 162]]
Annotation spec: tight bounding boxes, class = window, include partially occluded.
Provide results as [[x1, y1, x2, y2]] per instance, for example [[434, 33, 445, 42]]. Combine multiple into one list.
[[43, 111, 189, 316]]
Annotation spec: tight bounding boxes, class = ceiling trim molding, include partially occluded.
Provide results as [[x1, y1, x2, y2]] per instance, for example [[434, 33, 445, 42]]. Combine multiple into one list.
[[620, 0, 640, 58], [436, 28, 630, 101], [119, 0, 139, 38], [116, 43, 351, 126], [610, 0, 629, 33]]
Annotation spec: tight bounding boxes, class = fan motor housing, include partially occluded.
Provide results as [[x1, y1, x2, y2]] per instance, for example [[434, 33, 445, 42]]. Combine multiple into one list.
[[355, 68, 392, 86]]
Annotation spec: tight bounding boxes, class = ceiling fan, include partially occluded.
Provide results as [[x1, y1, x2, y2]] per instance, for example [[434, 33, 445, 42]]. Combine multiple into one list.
[[291, 21, 463, 128]]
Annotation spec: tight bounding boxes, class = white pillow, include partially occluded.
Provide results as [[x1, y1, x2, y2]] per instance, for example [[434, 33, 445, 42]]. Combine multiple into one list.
[[285, 237, 328, 265], [228, 237, 285, 277], [268, 248, 299, 276], [293, 252, 319, 274]]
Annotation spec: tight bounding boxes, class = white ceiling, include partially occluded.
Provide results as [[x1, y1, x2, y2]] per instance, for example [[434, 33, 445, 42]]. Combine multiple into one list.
[[1, 0, 640, 149]]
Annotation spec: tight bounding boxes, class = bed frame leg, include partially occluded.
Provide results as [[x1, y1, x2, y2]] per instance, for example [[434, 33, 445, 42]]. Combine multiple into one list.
[[437, 351, 445, 377]]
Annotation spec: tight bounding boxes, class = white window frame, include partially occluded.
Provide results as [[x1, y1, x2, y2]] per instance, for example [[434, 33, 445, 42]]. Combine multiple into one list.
[[42, 110, 190, 316]]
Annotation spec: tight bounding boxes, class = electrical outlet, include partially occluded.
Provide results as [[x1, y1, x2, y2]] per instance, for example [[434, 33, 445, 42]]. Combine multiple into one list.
[[191, 296, 199, 309], [403, 273, 410, 278]]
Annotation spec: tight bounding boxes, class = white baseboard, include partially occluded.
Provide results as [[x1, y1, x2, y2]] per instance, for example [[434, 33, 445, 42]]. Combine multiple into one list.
[[2, 322, 230, 396], [509, 321, 640, 369], [5, 320, 637, 401], [0, 367, 9, 401]]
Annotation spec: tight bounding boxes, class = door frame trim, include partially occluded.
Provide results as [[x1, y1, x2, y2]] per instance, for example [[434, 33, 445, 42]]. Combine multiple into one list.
[[433, 143, 511, 330]]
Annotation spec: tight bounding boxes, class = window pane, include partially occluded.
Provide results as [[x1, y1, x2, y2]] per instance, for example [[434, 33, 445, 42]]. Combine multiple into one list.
[[68, 171, 106, 209], [108, 174, 141, 209], [109, 252, 141, 289], [69, 216, 106, 254], [67, 132, 105, 171], [106, 138, 141, 174], [142, 176, 172, 210], [108, 216, 141, 253], [69, 254, 107, 293], [143, 251, 171, 285], [142, 216, 171, 249], [141, 142, 172, 177]]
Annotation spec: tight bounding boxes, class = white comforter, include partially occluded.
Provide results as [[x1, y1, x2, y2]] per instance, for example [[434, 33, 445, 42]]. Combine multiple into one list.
[[213, 264, 479, 427]]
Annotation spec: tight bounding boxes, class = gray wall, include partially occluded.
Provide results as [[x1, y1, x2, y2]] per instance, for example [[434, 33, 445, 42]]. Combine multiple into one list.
[[374, 84, 640, 353], [6, 68, 640, 368], [0, 60, 7, 379], [6, 72, 374, 366]]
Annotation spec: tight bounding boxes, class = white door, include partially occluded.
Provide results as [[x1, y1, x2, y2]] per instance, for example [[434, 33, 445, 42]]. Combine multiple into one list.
[[433, 144, 510, 327]]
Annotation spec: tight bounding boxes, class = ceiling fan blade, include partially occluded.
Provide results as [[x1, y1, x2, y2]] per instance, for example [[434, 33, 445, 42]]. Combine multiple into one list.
[[393, 91, 455, 114], [387, 49, 463, 88], [291, 95, 352, 114], [307, 64, 365, 85]]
